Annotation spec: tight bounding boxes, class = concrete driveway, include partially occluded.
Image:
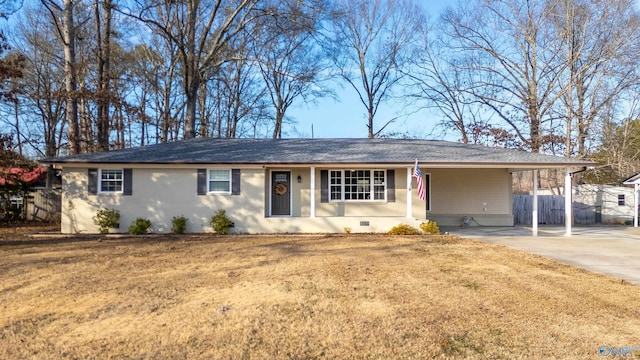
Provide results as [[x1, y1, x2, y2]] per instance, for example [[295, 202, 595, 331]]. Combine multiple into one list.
[[442, 226, 640, 285]]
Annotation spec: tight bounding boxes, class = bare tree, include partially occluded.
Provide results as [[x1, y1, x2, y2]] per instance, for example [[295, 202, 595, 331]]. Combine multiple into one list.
[[129, 38, 184, 143], [0, 0, 21, 17], [254, 1, 329, 139], [11, 6, 65, 159], [94, 0, 112, 151], [206, 39, 268, 138], [126, 0, 261, 139], [42, 0, 80, 154], [441, 0, 566, 153], [407, 23, 486, 144], [328, 0, 422, 138], [550, 0, 640, 158]]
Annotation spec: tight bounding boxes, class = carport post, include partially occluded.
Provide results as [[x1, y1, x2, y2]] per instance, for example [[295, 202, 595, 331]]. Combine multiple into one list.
[[310, 166, 316, 218], [565, 169, 572, 236], [635, 183, 639, 227], [406, 167, 412, 218], [532, 170, 538, 236]]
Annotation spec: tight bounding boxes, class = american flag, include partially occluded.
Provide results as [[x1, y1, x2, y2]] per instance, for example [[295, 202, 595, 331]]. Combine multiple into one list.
[[413, 160, 426, 202]]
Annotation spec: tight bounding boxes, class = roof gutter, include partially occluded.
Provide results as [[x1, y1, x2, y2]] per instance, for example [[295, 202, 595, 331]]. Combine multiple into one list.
[[570, 166, 589, 176]]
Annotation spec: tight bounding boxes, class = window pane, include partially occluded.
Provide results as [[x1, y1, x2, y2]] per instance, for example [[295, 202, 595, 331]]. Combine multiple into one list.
[[210, 181, 230, 192], [374, 171, 385, 184], [330, 171, 342, 200], [210, 170, 230, 181], [101, 169, 122, 180], [374, 186, 385, 200], [100, 169, 123, 192], [373, 171, 385, 200], [344, 170, 371, 200], [209, 170, 230, 192]]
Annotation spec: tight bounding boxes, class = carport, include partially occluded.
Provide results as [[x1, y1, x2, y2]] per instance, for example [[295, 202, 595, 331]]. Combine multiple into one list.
[[526, 166, 593, 236]]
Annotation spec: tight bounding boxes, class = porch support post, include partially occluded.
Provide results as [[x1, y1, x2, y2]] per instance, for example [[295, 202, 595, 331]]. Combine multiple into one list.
[[532, 169, 538, 237], [634, 183, 639, 227], [310, 166, 316, 218], [564, 168, 572, 236], [407, 167, 412, 218]]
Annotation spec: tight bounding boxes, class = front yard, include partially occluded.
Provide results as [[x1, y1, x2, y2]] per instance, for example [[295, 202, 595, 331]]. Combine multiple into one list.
[[1, 227, 639, 358]]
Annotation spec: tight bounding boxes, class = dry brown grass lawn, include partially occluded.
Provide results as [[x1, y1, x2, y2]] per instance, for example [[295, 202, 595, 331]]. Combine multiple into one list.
[[1, 224, 639, 359]]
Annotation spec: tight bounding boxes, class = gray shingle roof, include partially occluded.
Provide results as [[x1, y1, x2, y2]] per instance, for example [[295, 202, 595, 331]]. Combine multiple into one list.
[[42, 138, 596, 167]]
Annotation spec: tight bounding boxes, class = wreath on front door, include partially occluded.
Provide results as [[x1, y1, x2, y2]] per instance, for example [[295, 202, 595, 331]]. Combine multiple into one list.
[[274, 183, 287, 195]]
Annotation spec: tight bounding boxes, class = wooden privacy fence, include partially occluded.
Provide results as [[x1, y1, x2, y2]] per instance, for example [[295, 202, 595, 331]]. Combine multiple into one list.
[[513, 195, 597, 225], [25, 188, 61, 222]]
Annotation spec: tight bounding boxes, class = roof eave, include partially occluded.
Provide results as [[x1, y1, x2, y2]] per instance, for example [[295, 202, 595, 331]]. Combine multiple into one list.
[[42, 160, 597, 169]]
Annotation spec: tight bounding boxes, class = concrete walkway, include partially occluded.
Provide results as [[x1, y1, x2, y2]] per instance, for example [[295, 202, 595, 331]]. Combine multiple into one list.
[[442, 226, 640, 285]]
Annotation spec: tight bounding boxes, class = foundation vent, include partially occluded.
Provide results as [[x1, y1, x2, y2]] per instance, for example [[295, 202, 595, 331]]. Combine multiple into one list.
[[360, 221, 370, 226]]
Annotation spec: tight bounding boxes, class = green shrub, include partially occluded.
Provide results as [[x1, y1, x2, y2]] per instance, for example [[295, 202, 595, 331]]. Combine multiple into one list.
[[388, 224, 419, 235], [171, 215, 189, 234], [128, 218, 152, 235], [420, 221, 441, 235], [210, 210, 233, 235], [92, 208, 120, 234]]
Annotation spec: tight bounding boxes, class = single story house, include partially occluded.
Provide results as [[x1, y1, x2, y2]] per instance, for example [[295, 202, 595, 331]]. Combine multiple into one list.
[[42, 138, 595, 234]]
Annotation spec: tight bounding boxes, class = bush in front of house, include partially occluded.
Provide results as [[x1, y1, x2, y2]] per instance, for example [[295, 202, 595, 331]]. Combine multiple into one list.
[[128, 218, 152, 235], [420, 221, 441, 235], [388, 224, 420, 235], [171, 215, 188, 234], [210, 210, 233, 235], [93, 208, 120, 234]]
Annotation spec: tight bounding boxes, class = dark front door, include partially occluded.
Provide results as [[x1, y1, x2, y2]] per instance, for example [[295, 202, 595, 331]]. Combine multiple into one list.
[[271, 171, 291, 216]]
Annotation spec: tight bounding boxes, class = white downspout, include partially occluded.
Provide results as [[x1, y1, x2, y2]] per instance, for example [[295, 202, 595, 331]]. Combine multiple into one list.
[[407, 167, 412, 218], [565, 168, 572, 237], [532, 170, 538, 237]]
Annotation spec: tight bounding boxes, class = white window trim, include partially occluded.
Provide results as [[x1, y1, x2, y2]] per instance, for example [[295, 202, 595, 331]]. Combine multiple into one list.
[[98, 168, 124, 194], [207, 169, 232, 194], [329, 169, 387, 202]]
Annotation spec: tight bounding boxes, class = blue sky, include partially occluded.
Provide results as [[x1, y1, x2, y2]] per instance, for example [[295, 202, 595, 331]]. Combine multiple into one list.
[[287, 0, 453, 140], [287, 88, 438, 139]]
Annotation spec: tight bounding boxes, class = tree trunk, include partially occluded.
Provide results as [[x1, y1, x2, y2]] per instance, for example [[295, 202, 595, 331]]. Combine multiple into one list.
[[95, 0, 112, 152], [63, 0, 79, 154], [182, 0, 198, 139], [14, 100, 22, 156]]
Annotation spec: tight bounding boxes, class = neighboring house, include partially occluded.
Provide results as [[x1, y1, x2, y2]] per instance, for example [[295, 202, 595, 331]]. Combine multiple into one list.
[[42, 138, 594, 234], [573, 184, 635, 224], [0, 167, 47, 186], [623, 172, 640, 227], [0, 167, 48, 219], [516, 184, 635, 225]]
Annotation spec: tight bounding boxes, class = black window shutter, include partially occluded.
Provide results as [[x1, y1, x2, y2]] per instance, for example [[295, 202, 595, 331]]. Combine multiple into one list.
[[197, 169, 207, 195], [320, 170, 328, 203], [123, 169, 133, 195], [231, 169, 241, 195], [88, 168, 98, 194], [425, 174, 431, 211], [387, 169, 395, 202]]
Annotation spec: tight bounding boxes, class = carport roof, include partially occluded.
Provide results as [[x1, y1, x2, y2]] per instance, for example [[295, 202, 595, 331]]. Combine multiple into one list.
[[623, 172, 640, 184], [42, 138, 596, 168]]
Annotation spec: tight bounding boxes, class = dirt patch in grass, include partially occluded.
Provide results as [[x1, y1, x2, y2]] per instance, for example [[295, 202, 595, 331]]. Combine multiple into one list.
[[1, 229, 639, 358], [0, 221, 60, 241]]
